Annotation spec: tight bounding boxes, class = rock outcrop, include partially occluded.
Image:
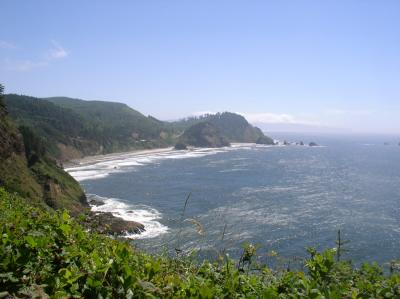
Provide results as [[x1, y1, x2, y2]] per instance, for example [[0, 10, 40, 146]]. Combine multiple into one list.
[[83, 212, 145, 235]]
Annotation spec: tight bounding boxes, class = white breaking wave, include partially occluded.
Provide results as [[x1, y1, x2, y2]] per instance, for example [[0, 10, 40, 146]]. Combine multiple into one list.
[[88, 194, 168, 239], [65, 145, 260, 182], [64, 144, 296, 240]]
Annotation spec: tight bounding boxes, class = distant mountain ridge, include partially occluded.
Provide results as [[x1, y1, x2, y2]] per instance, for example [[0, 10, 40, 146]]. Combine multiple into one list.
[[4, 95, 275, 161]]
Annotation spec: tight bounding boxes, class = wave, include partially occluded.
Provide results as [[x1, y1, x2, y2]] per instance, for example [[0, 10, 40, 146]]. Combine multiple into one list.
[[87, 194, 168, 239], [65, 146, 254, 182], [65, 143, 322, 182]]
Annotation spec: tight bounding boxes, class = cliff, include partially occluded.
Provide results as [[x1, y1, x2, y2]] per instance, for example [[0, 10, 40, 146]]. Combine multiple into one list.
[[0, 90, 87, 214]]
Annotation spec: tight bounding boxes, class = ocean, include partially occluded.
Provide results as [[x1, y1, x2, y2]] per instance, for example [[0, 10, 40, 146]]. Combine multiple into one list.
[[66, 133, 400, 265]]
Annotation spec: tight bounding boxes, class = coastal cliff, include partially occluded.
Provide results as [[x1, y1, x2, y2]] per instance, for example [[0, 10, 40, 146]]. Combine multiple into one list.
[[2, 92, 276, 236], [0, 88, 86, 213], [0, 87, 144, 235]]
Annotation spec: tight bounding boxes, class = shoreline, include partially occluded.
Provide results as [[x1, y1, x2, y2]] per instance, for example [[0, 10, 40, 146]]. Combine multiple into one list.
[[64, 146, 175, 168], [63, 143, 259, 169], [64, 143, 260, 238], [64, 142, 320, 239], [64, 142, 280, 169], [64, 146, 178, 239]]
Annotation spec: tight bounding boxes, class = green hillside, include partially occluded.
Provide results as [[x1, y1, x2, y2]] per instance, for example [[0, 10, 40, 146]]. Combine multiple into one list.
[[178, 122, 230, 148], [0, 89, 86, 214], [4, 95, 175, 161], [4, 96, 275, 161], [45, 96, 165, 139], [4, 94, 86, 159], [172, 112, 274, 145]]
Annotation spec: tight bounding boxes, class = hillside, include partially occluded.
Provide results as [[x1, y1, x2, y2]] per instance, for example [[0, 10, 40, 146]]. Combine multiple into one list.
[[4, 95, 175, 161], [173, 112, 274, 145], [177, 122, 230, 148], [0, 89, 87, 214], [5, 96, 275, 161]]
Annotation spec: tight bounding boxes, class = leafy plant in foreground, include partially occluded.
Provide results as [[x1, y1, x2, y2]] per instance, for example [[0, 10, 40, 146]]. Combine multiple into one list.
[[0, 188, 399, 298]]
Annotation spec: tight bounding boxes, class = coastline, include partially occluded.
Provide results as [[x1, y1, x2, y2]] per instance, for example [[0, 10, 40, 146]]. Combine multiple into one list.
[[65, 141, 316, 239], [63, 144, 263, 238], [64, 147, 174, 238], [63, 146, 175, 168], [63, 143, 269, 171], [65, 142, 322, 239]]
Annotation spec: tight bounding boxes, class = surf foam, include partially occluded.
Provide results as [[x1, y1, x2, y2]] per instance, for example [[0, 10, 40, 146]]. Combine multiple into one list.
[[88, 194, 169, 239], [65, 146, 253, 182]]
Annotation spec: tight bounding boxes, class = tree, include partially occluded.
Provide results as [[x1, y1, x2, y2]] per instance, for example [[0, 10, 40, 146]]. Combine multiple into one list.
[[19, 125, 46, 166], [0, 84, 5, 111], [0, 84, 4, 99]]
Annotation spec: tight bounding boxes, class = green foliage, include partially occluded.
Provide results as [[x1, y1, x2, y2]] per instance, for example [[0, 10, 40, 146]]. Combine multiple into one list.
[[28, 156, 87, 214], [172, 112, 274, 144], [0, 84, 4, 108], [18, 125, 46, 166], [0, 84, 8, 116], [0, 93, 44, 202], [4, 94, 86, 157], [4, 95, 275, 161], [0, 97, 86, 212], [4, 95, 174, 160], [178, 122, 230, 148], [1, 188, 399, 298]]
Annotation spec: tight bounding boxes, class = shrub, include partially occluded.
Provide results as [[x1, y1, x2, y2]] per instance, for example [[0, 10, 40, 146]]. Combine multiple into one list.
[[0, 188, 399, 298]]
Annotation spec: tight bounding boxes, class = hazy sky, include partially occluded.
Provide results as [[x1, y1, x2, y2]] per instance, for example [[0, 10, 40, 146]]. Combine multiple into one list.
[[1, 1, 400, 134]]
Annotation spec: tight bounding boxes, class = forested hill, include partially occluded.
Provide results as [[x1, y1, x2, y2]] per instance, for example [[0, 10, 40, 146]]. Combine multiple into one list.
[[172, 112, 275, 145], [177, 122, 230, 148], [4, 95, 274, 161], [4, 95, 175, 161], [0, 89, 86, 214]]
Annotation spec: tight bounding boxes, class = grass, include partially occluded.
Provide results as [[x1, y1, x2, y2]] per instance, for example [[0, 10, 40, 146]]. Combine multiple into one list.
[[0, 187, 399, 298]]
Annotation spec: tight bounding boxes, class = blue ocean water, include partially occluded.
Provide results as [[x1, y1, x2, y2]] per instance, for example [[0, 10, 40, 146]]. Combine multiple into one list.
[[67, 134, 400, 265]]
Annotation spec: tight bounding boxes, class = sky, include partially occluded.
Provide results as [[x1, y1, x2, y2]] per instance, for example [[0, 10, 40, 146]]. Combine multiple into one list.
[[1, 1, 400, 134]]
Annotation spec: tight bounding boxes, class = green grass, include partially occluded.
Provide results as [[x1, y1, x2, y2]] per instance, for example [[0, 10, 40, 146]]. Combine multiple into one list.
[[0, 188, 399, 298]]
